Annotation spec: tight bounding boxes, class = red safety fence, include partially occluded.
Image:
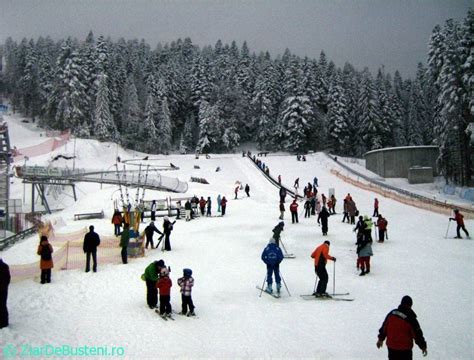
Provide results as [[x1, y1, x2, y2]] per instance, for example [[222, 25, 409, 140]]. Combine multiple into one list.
[[13, 130, 71, 162]]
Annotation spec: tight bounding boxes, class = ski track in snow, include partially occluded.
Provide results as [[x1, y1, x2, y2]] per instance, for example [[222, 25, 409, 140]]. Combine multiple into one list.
[[0, 114, 473, 359]]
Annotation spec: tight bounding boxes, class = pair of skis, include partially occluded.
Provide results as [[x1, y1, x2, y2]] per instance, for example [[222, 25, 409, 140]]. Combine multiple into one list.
[[256, 286, 282, 298], [300, 293, 354, 301]]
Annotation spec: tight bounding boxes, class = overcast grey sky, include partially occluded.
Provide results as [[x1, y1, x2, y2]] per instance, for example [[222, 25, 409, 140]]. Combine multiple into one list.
[[1, 0, 471, 77]]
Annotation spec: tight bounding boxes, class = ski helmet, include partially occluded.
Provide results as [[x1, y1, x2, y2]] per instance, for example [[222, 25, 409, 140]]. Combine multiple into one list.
[[183, 268, 192, 277]]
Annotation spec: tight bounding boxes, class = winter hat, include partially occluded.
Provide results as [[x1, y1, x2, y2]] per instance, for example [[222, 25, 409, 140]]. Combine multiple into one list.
[[183, 268, 192, 277], [156, 260, 165, 268], [401, 295, 413, 307], [160, 267, 169, 277], [324, 240, 330, 246], [269, 237, 276, 244], [150, 221, 154, 226], [164, 216, 169, 221], [279, 221, 284, 226]]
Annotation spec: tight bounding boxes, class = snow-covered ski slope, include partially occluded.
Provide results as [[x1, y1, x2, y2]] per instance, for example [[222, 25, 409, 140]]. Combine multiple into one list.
[[1, 114, 473, 359]]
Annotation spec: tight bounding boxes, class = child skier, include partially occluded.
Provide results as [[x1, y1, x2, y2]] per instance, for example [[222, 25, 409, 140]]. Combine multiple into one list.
[[177, 268, 196, 316], [450, 209, 470, 239], [37, 235, 54, 284], [261, 238, 284, 294], [156, 267, 172, 319]]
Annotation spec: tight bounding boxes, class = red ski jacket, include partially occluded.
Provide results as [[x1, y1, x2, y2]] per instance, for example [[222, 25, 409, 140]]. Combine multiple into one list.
[[156, 276, 172, 296], [378, 306, 427, 351], [289, 202, 298, 212], [454, 212, 464, 226]]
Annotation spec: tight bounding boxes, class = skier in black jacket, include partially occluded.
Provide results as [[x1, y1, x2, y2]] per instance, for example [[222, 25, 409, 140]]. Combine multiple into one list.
[[317, 206, 330, 236], [83, 225, 101, 272], [144, 221, 163, 249]]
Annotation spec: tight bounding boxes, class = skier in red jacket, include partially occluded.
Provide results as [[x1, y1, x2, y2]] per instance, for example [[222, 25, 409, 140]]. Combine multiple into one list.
[[450, 209, 470, 239], [289, 199, 299, 224]]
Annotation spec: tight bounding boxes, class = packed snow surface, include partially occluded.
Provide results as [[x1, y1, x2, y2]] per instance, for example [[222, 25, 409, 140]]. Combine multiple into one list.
[[1, 114, 473, 359]]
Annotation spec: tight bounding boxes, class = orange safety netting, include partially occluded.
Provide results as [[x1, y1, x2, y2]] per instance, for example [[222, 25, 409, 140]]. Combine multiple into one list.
[[13, 130, 71, 162], [9, 220, 145, 283], [331, 169, 474, 219]]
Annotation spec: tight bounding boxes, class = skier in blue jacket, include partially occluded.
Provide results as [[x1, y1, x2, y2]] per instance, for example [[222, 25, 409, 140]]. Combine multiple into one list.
[[261, 238, 284, 294]]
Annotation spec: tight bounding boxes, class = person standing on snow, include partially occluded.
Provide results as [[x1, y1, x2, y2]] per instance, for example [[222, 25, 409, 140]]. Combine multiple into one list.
[[376, 215, 388, 243], [199, 196, 206, 216], [279, 202, 285, 220], [313, 177, 318, 188], [156, 267, 173, 318], [206, 197, 212, 217], [234, 185, 240, 199], [120, 223, 130, 264], [363, 215, 374, 242], [150, 200, 157, 221], [373, 198, 379, 217], [304, 198, 312, 218], [184, 199, 192, 221], [278, 175, 281, 184], [450, 209, 470, 239], [142, 259, 166, 309], [377, 296, 427, 359], [221, 196, 228, 216], [245, 184, 250, 197], [111, 209, 123, 236], [272, 221, 285, 247], [37, 235, 54, 284], [311, 240, 336, 297], [261, 238, 284, 294], [294, 178, 300, 189], [217, 194, 222, 213], [83, 225, 101, 272], [279, 187, 287, 203], [162, 216, 175, 251], [177, 268, 196, 316], [356, 231, 373, 276], [317, 206, 331, 236], [144, 221, 163, 249], [290, 199, 299, 224], [347, 198, 358, 224]]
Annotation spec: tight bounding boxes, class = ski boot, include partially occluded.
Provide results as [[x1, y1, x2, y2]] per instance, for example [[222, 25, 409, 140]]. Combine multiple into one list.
[[265, 284, 273, 294], [276, 284, 281, 295]]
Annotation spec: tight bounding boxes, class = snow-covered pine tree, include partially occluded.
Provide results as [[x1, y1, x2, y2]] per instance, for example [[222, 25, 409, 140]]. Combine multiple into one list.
[[93, 73, 117, 141], [156, 97, 173, 153], [327, 72, 350, 154], [357, 68, 383, 152], [197, 100, 220, 153], [121, 75, 141, 149], [141, 92, 158, 153]]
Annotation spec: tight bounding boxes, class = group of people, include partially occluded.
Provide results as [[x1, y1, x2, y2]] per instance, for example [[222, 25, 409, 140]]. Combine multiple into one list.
[[191, 194, 228, 218], [142, 259, 196, 318]]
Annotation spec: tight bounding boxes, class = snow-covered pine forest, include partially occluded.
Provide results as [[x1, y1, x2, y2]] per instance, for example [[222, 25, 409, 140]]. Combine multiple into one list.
[[0, 9, 472, 185]]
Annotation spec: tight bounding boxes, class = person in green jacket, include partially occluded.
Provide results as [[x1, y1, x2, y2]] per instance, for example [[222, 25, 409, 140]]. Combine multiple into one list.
[[143, 259, 166, 309], [120, 223, 130, 264]]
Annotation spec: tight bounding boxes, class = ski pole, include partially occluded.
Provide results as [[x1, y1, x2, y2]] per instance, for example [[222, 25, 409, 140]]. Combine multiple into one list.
[[280, 239, 289, 255], [333, 261, 336, 296], [386, 229, 389, 240], [444, 220, 451, 239], [313, 277, 318, 295], [279, 271, 291, 297], [259, 275, 266, 297]]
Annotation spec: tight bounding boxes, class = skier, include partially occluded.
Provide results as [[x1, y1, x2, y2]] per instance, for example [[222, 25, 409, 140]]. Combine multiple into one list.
[[83, 225, 101, 272], [150, 200, 157, 221], [120, 223, 130, 264], [278, 175, 281, 184], [142, 259, 166, 309], [279, 202, 285, 220], [363, 215, 374, 242], [37, 235, 54, 284], [304, 198, 311, 218], [294, 178, 300, 189], [184, 199, 192, 221], [353, 215, 365, 269], [450, 209, 470, 239], [162, 216, 175, 251], [176, 200, 182, 220], [317, 206, 330, 236], [144, 221, 163, 249], [356, 230, 373, 276], [199, 197, 206, 216], [376, 215, 388, 243], [329, 194, 337, 214], [177, 268, 196, 316], [347, 198, 358, 224], [111, 209, 123, 236], [206, 197, 212, 217], [217, 194, 222, 213], [272, 221, 285, 246], [310, 196, 316, 215], [156, 267, 172, 318], [261, 238, 284, 294], [377, 295, 428, 359], [313, 176, 318, 188], [245, 184, 250, 197], [221, 196, 228, 216], [311, 240, 336, 297], [279, 187, 287, 203], [373, 198, 379, 217], [289, 199, 299, 224], [0, 258, 10, 329], [342, 199, 350, 223]]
